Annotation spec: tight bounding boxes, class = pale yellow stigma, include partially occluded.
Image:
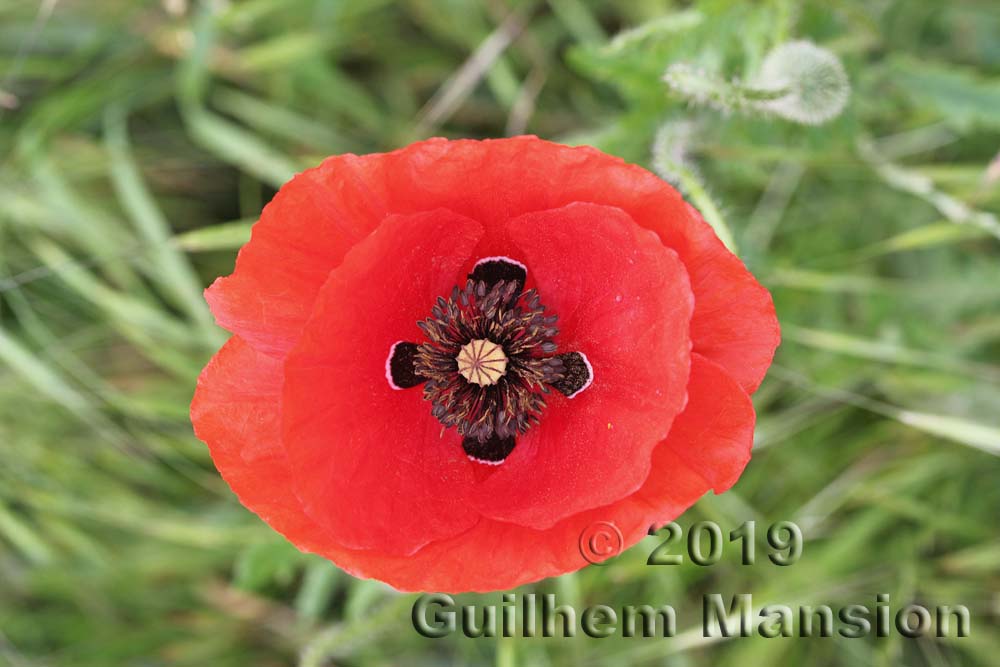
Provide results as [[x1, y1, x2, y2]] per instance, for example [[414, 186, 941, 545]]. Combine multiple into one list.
[[457, 339, 508, 386]]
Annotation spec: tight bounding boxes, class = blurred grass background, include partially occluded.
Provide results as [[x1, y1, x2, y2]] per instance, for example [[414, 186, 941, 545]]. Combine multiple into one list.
[[1, 0, 999, 665]]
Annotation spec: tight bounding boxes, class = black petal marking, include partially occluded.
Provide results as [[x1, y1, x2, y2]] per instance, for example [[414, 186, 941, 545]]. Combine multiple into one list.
[[551, 352, 593, 398], [462, 434, 517, 465], [386, 341, 427, 390], [469, 256, 526, 300]]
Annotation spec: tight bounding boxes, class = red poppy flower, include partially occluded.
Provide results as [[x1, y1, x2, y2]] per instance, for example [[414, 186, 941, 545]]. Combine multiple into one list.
[[191, 136, 779, 592]]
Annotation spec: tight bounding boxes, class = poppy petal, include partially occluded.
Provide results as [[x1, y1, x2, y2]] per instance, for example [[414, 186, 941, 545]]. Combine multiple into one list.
[[191, 335, 448, 584], [467, 202, 694, 530], [191, 336, 330, 554], [368, 137, 779, 393], [661, 352, 755, 493], [678, 204, 780, 394], [204, 160, 387, 358], [206, 137, 777, 392], [355, 350, 754, 592], [281, 209, 483, 556], [191, 341, 753, 593]]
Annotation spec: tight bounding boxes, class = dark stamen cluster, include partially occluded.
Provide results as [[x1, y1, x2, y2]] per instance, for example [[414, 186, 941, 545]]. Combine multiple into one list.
[[415, 279, 565, 442]]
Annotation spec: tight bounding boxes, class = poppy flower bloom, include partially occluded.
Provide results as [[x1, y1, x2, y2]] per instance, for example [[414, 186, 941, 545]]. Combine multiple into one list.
[[191, 136, 779, 593]]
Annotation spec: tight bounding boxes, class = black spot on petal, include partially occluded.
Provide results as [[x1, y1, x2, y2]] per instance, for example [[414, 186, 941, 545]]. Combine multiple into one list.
[[386, 341, 426, 389], [469, 256, 526, 300], [463, 434, 517, 465], [551, 352, 593, 398]]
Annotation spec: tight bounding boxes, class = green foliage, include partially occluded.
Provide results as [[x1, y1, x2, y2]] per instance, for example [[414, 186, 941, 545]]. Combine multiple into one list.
[[1, 0, 999, 666], [890, 56, 1000, 131]]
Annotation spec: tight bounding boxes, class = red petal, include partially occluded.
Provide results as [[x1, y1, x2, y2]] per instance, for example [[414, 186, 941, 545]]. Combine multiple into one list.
[[361, 350, 754, 592], [205, 161, 385, 358], [679, 205, 780, 394], [281, 209, 483, 556], [190, 335, 450, 584], [467, 202, 693, 529], [189, 335, 611, 592], [191, 340, 753, 592], [191, 336, 332, 553], [370, 137, 779, 393], [662, 352, 755, 493], [207, 137, 777, 391]]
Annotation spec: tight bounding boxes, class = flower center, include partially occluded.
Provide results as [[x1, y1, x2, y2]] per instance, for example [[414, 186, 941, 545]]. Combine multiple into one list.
[[412, 277, 561, 443], [456, 339, 508, 386], [385, 256, 594, 465]]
